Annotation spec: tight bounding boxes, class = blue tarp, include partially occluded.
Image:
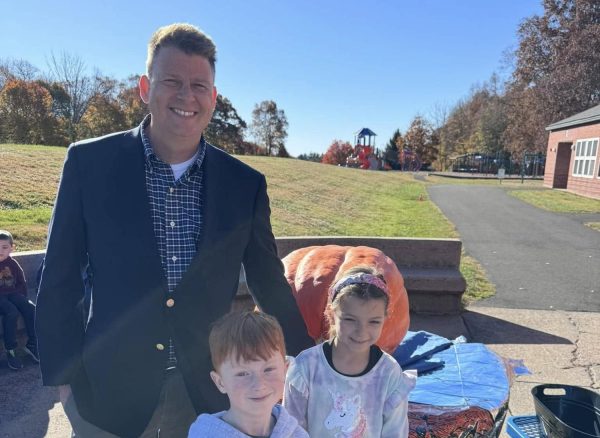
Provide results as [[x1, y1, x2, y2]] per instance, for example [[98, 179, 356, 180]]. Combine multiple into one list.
[[394, 331, 510, 411], [393, 330, 453, 372], [408, 343, 509, 411]]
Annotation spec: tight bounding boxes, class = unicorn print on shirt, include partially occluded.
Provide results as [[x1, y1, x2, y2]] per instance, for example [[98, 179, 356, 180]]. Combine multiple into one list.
[[324, 391, 367, 438]]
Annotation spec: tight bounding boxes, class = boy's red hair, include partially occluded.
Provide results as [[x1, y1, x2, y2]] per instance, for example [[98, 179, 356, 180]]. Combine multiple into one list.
[[209, 310, 286, 370]]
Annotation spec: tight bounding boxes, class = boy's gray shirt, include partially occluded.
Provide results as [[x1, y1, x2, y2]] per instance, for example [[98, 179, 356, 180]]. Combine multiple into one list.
[[188, 404, 308, 438]]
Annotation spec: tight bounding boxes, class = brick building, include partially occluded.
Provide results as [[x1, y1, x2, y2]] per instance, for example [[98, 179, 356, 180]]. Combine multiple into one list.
[[544, 104, 600, 199]]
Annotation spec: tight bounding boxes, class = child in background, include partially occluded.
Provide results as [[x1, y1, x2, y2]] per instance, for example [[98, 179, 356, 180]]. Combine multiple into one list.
[[0, 230, 39, 370], [188, 311, 308, 438], [284, 266, 416, 438]]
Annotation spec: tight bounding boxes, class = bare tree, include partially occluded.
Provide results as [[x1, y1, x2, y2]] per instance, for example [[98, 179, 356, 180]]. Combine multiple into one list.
[[47, 52, 99, 142], [0, 58, 39, 88], [428, 102, 451, 169], [250, 100, 288, 156]]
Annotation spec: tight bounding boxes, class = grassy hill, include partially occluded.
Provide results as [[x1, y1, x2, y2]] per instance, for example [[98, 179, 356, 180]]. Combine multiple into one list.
[[0, 144, 65, 251], [1, 143, 493, 302], [0, 143, 458, 250]]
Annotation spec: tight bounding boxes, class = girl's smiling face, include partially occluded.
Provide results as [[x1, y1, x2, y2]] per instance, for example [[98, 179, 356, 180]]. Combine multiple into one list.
[[332, 295, 386, 355]]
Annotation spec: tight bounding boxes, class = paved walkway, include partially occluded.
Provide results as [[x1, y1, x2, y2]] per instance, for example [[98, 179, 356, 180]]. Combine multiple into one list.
[[428, 185, 600, 311]]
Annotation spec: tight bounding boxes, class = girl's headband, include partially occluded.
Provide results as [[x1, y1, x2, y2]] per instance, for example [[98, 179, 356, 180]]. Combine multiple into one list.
[[330, 273, 389, 302]]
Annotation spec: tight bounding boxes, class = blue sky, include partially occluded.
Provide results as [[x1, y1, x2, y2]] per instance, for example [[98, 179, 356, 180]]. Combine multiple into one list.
[[2, 1, 543, 156]]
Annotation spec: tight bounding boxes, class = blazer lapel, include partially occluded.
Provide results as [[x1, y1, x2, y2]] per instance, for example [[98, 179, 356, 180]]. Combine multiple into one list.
[[111, 128, 165, 282], [177, 145, 231, 291]]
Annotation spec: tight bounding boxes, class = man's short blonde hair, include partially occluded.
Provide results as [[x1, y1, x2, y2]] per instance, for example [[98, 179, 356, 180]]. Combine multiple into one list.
[[209, 311, 286, 370], [146, 23, 216, 77]]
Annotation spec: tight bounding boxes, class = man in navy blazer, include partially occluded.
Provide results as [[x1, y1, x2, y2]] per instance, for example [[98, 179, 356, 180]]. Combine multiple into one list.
[[36, 23, 312, 438]]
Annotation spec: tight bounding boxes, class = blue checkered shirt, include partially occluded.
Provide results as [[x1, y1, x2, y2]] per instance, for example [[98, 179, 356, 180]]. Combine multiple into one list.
[[140, 115, 206, 369]]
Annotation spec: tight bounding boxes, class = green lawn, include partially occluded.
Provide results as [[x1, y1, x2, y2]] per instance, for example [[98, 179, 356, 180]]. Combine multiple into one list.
[[0, 143, 493, 302], [0, 144, 65, 251], [507, 188, 600, 213], [242, 157, 455, 238]]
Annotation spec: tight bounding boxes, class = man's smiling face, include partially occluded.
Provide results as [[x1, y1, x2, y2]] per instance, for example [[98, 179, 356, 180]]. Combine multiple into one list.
[[139, 45, 217, 158]]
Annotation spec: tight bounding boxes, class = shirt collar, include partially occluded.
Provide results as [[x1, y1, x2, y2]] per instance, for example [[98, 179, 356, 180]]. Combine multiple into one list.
[[140, 114, 207, 171]]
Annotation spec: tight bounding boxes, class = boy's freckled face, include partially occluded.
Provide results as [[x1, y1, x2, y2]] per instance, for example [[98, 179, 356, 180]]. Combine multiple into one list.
[[0, 240, 13, 262], [210, 351, 287, 417]]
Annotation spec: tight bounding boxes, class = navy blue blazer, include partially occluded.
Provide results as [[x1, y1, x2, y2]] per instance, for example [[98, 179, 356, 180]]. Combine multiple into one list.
[[36, 126, 312, 437]]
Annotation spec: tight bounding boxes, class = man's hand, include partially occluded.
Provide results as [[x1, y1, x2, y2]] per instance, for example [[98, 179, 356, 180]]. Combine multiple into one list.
[[58, 384, 72, 405]]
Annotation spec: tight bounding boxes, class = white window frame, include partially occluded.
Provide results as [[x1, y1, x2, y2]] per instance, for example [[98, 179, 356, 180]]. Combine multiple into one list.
[[572, 137, 598, 178]]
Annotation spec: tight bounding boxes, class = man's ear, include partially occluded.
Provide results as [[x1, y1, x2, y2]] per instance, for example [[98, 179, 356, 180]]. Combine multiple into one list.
[[210, 370, 227, 394], [139, 75, 151, 104], [211, 86, 217, 108]]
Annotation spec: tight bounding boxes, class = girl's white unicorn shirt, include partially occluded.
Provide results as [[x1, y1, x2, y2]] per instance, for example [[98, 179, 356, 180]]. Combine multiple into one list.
[[283, 343, 416, 438]]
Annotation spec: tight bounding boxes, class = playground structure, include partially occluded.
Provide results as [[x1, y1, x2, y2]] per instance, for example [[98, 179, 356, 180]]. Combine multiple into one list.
[[346, 128, 382, 170], [344, 127, 425, 171]]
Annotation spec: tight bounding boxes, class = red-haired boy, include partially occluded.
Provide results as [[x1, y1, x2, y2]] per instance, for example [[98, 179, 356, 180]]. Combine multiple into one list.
[[188, 311, 308, 437]]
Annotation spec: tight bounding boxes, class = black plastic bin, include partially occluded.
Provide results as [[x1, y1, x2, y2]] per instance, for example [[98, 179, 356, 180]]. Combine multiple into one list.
[[532, 384, 600, 437]]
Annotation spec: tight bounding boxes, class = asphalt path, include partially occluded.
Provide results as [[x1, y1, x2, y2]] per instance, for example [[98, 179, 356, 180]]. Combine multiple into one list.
[[428, 185, 600, 311]]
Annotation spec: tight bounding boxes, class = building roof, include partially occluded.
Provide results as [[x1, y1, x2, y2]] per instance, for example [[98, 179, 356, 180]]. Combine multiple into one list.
[[546, 104, 600, 131]]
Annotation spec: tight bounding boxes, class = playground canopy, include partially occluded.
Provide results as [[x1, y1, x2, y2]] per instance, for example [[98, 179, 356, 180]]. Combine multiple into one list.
[[356, 127, 377, 138]]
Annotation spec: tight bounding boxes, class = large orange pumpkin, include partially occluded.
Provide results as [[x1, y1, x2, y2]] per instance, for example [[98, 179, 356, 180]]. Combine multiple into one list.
[[282, 245, 409, 354]]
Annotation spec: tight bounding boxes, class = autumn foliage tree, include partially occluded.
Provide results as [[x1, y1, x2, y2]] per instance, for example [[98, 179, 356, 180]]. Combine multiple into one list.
[[504, 0, 600, 155], [441, 79, 507, 160], [78, 75, 129, 138], [404, 116, 439, 168], [117, 75, 147, 128], [79, 93, 128, 139], [0, 79, 56, 144], [205, 94, 247, 154], [322, 140, 354, 165]]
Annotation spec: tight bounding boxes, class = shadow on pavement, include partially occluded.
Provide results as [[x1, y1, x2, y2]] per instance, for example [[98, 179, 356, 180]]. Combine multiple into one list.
[[0, 356, 55, 438], [462, 310, 572, 345]]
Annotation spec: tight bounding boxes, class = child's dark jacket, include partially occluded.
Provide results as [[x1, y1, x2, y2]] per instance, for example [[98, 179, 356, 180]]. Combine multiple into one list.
[[0, 256, 27, 296]]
